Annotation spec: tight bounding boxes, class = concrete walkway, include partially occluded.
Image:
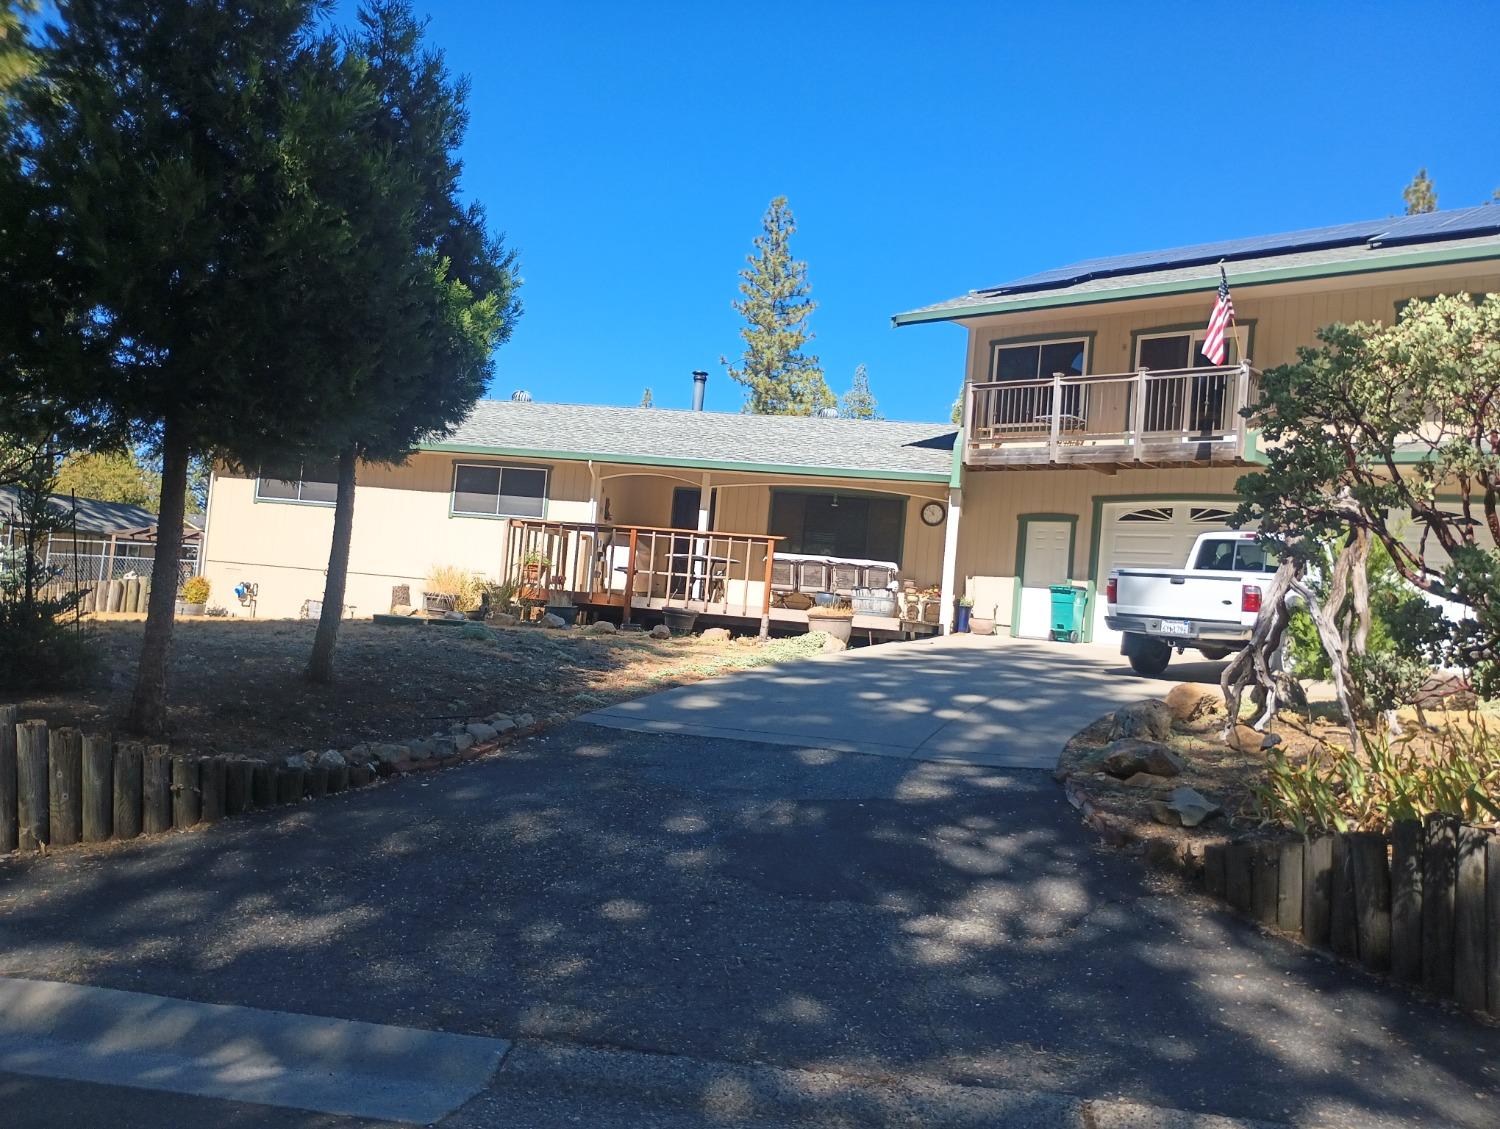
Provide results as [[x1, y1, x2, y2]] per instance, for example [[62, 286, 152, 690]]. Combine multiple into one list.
[[585, 634, 1193, 769]]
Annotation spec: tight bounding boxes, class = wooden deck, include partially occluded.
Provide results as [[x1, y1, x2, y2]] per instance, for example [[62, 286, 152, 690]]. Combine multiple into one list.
[[563, 591, 933, 638]]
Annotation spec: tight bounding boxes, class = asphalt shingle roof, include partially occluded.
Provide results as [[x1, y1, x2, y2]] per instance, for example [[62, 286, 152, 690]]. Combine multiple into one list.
[[0, 487, 181, 536], [428, 400, 958, 480]]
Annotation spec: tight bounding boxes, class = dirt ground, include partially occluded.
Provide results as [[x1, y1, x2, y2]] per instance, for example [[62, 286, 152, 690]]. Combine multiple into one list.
[[4, 618, 825, 759]]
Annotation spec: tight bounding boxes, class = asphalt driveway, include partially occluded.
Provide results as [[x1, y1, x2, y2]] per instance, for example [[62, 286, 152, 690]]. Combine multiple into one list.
[[1, 703, 1496, 1126], [585, 633, 1195, 768]]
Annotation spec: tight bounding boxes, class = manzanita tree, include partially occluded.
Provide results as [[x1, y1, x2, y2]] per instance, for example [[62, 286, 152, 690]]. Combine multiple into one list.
[[1234, 292, 1500, 720]]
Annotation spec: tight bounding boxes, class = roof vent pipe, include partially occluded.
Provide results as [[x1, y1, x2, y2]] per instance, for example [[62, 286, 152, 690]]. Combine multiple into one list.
[[691, 370, 708, 412]]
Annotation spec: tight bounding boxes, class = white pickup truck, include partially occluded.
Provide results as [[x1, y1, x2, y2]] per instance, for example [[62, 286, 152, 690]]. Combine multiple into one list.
[[1105, 531, 1279, 676]]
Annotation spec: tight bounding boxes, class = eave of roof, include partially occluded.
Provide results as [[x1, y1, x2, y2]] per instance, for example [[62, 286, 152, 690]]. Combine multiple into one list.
[[893, 234, 1500, 327], [418, 440, 953, 483]]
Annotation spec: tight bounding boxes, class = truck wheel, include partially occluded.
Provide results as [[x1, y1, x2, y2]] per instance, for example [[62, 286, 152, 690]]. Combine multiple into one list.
[[1128, 639, 1172, 677], [1197, 646, 1230, 661]]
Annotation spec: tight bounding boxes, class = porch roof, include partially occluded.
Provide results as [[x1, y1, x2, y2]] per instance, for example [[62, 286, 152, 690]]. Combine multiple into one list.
[[423, 400, 958, 482], [0, 487, 200, 539]]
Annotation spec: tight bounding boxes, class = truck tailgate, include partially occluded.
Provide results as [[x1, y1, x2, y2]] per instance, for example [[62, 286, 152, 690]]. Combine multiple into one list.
[[1112, 570, 1246, 623]]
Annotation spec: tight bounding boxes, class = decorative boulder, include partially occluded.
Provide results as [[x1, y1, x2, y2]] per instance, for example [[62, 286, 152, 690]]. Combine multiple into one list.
[[1099, 738, 1184, 779], [586, 620, 617, 636], [443, 610, 467, 622], [700, 627, 731, 642], [390, 603, 417, 617], [1164, 683, 1224, 724], [316, 749, 346, 769], [466, 721, 499, 744], [1165, 786, 1220, 827], [540, 612, 567, 629], [490, 613, 519, 627], [821, 633, 847, 653], [1108, 699, 1174, 743], [1227, 724, 1278, 754], [649, 624, 671, 640], [284, 753, 310, 770]]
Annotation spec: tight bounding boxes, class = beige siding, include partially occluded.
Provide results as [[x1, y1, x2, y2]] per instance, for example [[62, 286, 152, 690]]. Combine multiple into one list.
[[953, 465, 1245, 586], [202, 450, 950, 619]]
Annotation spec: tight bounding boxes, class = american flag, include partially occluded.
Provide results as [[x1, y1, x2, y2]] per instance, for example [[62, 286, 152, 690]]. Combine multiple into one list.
[[1202, 266, 1235, 365]]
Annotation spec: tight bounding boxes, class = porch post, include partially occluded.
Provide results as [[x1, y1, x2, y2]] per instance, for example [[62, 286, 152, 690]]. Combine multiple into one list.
[[938, 486, 963, 636], [587, 461, 602, 523]]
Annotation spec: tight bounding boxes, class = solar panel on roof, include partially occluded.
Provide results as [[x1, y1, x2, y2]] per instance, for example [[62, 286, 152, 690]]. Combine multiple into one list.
[[978, 205, 1500, 297]]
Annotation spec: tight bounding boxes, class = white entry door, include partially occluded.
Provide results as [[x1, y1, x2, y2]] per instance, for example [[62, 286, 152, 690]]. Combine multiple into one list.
[[1093, 502, 1237, 644], [1017, 519, 1072, 638]]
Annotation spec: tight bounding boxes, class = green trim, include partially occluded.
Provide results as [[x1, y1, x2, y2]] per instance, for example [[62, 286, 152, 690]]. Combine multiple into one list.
[[768, 486, 908, 566], [949, 428, 965, 489], [1014, 512, 1079, 585], [1081, 492, 1241, 643], [420, 442, 951, 484], [892, 241, 1500, 326], [1009, 575, 1023, 639]]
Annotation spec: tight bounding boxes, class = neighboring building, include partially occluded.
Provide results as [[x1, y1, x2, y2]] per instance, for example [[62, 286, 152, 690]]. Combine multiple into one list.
[[0, 487, 202, 587], [199, 204, 1500, 638], [894, 204, 1500, 642]]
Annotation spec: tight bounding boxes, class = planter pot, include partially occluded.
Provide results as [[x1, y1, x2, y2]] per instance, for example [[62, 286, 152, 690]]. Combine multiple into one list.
[[175, 600, 206, 617], [807, 616, 853, 643], [546, 605, 579, 626], [661, 607, 698, 635], [969, 616, 996, 636], [812, 591, 838, 608], [954, 605, 972, 633], [424, 593, 455, 614]]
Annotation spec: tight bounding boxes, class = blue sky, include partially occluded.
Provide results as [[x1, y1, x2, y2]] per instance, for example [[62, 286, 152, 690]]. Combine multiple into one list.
[[344, 1, 1500, 421]]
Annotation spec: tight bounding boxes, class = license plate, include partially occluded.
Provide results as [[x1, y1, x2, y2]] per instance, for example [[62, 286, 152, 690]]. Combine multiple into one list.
[[1158, 619, 1192, 636]]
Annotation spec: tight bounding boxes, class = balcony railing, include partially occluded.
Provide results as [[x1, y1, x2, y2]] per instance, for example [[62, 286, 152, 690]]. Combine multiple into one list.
[[966, 362, 1260, 467], [502, 520, 782, 634]]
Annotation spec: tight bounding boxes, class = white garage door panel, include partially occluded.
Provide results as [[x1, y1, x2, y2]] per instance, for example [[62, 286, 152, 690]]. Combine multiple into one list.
[[1093, 502, 1236, 644]]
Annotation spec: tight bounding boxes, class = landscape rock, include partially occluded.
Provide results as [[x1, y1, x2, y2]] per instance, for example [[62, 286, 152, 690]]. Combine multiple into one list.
[[370, 743, 405, 766], [432, 736, 458, 758], [649, 624, 672, 640], [586, 620, 617, 636], [453, 732, 475, 752], [284, 753, 310, 770], [820, 634, 847, 653], [700, 627, 732, 642], [490, 612, 519, 627], [1227, 724, 1279, 754], [1099, 738, 1184, 779], [443, 610, 467, 622], [1108, 700, 1174, 743], [1164, 683, 1224, 724], [466, 721, 499, 743], [316, 749, 346, 769], [1165, 786, 1221, 828], [1121, 772, 1171, 789], [389, 603, 416, 617], [406, 739, 434, 762], [515, 713, 536, 731], [540, 613, 567, 630]]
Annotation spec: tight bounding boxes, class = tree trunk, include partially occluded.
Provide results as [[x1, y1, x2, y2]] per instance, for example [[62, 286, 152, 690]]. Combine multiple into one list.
[[1348, 527, 1372, 657], [127, 417, 190, 735], [305, 444, 359, 684]]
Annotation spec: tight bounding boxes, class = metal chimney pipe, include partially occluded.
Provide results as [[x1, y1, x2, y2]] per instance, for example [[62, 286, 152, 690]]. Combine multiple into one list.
[[691, 370, 708, 412]]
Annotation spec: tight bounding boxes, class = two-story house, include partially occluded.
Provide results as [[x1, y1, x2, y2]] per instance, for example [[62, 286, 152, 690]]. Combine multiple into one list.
[[896, 205, 1500, 643]]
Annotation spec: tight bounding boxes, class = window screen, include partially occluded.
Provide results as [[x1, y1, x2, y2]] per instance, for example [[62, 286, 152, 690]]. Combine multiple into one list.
[[451, 464, 547, 517], [255, 460, 338, 504], [768, 492, 902, 563]]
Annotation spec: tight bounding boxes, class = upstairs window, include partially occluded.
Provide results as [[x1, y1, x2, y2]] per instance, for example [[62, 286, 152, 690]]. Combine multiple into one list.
[[451, 463, 547, 518], [986, 337, 1089, 427], [255, 460, 339, 505]]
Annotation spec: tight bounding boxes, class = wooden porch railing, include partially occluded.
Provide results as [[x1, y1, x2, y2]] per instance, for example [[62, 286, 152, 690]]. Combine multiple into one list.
[[502, 520, 784, 637], [967, 361, 1260, 466]]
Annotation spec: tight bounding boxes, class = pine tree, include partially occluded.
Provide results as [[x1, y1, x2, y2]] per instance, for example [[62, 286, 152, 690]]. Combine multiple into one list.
[[950, 391, 963, 426], [1403, 168, 1437, 214], [838, 364, 880, 419], [640, 388, 653, 408], [723, 197, 833, 415]]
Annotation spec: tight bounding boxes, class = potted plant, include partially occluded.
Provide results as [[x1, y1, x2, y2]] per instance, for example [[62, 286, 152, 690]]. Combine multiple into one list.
[[661, 607, 698, 635], [955, 595, 973, 633], [176, 575, 210, 616], [805, 604, 854, 644], [521, 550, 550, 585]]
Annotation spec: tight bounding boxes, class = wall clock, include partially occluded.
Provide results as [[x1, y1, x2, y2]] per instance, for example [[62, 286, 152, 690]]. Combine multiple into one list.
[[920, 501, 945, 526]]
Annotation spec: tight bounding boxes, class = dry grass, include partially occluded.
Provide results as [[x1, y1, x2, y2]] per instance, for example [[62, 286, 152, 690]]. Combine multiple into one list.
[[3, 618, 822, 760]]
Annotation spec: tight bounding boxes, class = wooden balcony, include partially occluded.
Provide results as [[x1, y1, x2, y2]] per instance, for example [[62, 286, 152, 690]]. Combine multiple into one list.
[[965, 362, 1260, 469]]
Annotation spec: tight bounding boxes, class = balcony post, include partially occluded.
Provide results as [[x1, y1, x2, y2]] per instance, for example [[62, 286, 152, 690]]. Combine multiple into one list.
[[1048, 372, 1062, 462], [1132, 368, 1148, 460], [1236, 361, 1252, 454]]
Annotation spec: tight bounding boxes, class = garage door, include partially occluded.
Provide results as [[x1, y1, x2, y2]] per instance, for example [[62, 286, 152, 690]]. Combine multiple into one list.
[[1093, 501, 1237, 643]]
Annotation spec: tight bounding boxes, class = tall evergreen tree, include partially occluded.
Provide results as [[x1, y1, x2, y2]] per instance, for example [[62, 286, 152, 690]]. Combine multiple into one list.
[[722, 196, 832, 415], [838, 363, 880, 420], [1403, 167, 1437, 214], [292, 0, 518, 684], [11, 0, 367, 733]]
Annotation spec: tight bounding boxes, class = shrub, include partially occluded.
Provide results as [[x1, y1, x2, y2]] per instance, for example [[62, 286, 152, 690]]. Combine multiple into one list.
[[1253, 724, 1500, 834], [426, 564, 491, 611], [180, 576, 211, 604]]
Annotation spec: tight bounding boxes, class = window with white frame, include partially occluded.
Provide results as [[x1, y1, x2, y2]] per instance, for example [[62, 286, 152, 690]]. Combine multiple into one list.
[[1133, 326, 1250, 435], [986, 337, 1089, 427], [451, 463, 547, 518], [255, 460, 339, 505]]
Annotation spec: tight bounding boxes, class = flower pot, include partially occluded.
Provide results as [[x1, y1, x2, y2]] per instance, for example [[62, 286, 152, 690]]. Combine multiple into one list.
[[661, 607, 698, 635], [969, 616, 995, 636], [175, 600, 206, 617], [806, 616, 853, 643], [954, 605, 972, 632], [546, 605, 579, 626], [812, 591, 838, 608]]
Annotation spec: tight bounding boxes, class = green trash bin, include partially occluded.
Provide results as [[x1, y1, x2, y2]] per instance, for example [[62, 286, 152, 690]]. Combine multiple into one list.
[[1048, 584, 1087, 643]]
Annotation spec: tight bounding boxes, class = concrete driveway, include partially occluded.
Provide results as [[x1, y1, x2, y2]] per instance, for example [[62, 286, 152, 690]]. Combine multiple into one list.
[[585, 634, 1201, 769]]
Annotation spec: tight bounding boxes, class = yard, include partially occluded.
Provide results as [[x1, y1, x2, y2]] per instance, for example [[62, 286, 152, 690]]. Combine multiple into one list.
[[4, 618, 825, 759]]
